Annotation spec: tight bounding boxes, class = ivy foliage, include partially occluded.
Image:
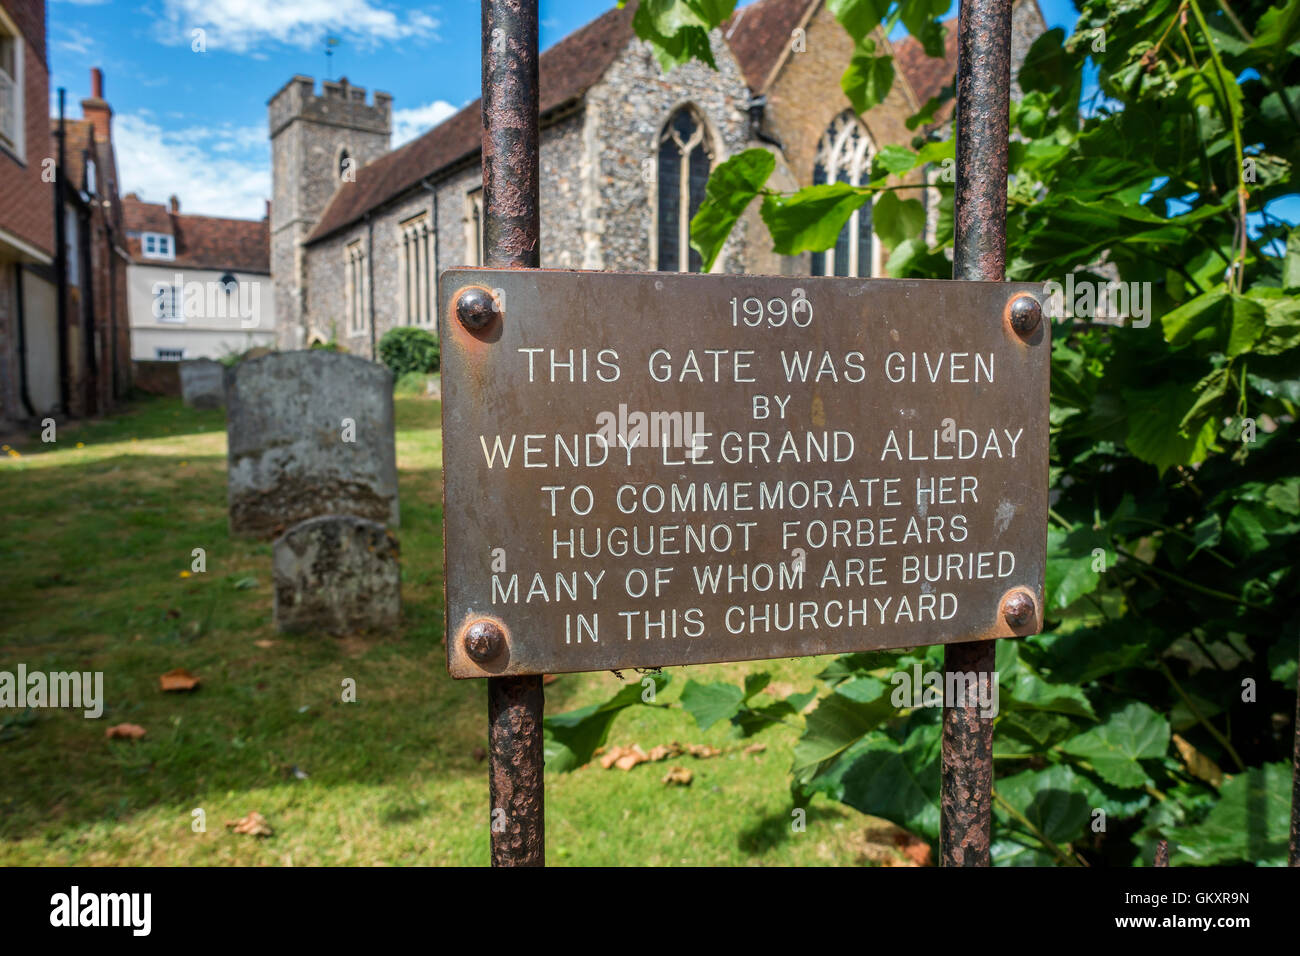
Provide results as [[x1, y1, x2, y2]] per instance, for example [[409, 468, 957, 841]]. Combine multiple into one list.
[[547, 0, 1300, 865]]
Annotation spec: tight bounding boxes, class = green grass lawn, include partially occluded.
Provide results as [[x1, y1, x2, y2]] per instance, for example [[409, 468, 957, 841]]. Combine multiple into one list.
[[0, 394, 883, 866]]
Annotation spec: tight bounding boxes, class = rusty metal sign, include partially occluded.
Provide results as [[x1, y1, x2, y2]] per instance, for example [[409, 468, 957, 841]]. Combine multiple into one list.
[[439, 269, 1049, 679]]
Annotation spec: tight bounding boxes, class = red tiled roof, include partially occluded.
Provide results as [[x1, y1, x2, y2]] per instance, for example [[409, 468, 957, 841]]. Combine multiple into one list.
[[892, 20, 960, 118], [723, 0, 817, 92], [307, 2, 961, 245], [307, 2, 639, 245], [122, 196, 270, 274]]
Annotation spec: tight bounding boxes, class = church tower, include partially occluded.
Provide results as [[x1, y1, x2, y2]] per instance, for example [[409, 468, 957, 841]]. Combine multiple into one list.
[[268, 76, 391, 348]]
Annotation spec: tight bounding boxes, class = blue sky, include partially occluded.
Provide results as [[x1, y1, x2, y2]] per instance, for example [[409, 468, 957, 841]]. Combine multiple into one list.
[[47, 0, 1080, 220]]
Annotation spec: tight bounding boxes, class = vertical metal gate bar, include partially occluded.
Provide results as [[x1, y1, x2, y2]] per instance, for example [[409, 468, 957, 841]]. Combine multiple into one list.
[[482, 0, 545, 868], [1290, 641, 1299, 866], [941, 0, 1013, 868]]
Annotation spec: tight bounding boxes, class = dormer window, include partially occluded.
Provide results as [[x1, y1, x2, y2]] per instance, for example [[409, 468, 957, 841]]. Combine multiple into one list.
[[142, 232, 174, 260]]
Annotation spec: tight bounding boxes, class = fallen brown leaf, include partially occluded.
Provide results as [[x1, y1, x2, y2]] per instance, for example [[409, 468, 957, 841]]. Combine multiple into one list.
[[687, 744, 721, 759], [743, 743, 766, 755], [226, 811, 273, 837], [615, 744, 649, 771], [662, 766, 693, 786], [104, 723, 146, 740], [1172, 733, 1224, 788], [159, 668, 200, 692], [253, 639, 276, 649]]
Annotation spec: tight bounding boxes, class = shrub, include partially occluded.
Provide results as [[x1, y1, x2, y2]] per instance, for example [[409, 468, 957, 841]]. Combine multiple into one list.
[[378, 327, 440, 378]]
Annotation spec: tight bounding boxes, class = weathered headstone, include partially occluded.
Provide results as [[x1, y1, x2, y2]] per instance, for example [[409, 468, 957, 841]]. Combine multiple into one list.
[[226, 351, 399, 537], [179, 358, 226, 409], [272, 514, 401, 634]]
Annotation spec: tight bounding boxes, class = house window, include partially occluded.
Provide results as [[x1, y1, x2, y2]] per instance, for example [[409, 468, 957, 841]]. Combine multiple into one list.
[[656, 106, 714, 272], [400, 214, 433, 326], [142, 232, 174, 260], [811, 111, 875, 278], [345, 240, 368, 335], [465, 188, 483, 267], [0, 11, 23, 160], [339, 148, 353, 181], [155, 348, 185, 361], [152, 283, 182, 322]]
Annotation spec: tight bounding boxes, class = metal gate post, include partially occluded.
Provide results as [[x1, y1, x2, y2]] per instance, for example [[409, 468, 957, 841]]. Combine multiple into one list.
[[941, 0, 1013, 867], [1290, 639, 1299, 866], [481, 0, 545, 868]]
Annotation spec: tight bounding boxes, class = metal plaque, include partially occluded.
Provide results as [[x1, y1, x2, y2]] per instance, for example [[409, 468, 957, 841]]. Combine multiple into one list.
[[439, 270, 1049, 679]]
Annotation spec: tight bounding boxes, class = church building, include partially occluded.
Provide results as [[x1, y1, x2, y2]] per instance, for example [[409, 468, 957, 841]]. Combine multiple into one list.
[[268, 0, 1045, 355]]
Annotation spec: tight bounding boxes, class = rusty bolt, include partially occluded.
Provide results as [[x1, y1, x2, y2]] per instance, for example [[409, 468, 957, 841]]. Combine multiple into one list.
[[463, 620, 505, 663], [455, 287, 496, 331], [1008, 294, 1042, 337], [1001, 589, 1036, 629]]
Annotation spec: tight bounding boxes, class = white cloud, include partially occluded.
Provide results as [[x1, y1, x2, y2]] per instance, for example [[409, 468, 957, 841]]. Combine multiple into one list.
[[54, 26, 95, 55], [114, 113, 270, 220], [154, 0, 440, 53], [392, 99, 458, 147]]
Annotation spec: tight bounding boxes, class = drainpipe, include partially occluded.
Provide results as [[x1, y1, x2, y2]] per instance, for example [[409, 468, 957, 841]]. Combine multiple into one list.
[[366, 214, 376, 359], [14, 264, 35, 417], [80, 207, 97, 413], [54, 89, 69, 414], [420, 178, 438, 321]]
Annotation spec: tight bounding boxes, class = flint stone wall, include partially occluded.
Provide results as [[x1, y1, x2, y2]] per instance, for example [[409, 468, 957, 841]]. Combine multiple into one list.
[[272, 514, 401, 634], [226, 351, 399, 537]]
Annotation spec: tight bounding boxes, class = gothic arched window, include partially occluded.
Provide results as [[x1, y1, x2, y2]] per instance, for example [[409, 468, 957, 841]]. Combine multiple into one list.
[[338, 148, 353, 182], [656, 106, 714, 272], [811, 112, 875, 278]]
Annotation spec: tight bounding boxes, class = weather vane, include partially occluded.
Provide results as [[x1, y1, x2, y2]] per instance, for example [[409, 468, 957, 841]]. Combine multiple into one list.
[[325, 36, 341, 80]]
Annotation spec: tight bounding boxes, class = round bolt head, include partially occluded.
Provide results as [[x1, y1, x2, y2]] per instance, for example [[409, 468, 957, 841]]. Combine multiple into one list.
[[463, 620, 506, 663], [1001, 589, 1036, 629], [1008, 295, 1042, 337], [456, 287, 497, 331]]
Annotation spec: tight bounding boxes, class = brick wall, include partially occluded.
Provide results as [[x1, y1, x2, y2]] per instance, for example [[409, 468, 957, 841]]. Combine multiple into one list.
[[0, 0, 53, 258]]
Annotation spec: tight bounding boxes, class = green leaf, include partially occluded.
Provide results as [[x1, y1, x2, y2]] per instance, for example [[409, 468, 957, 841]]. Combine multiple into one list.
[[1189, 513, 1222, 557], [1123, 382, 1219, 474], [995, 763, 1092, 845], [826, 0, 890, 43], [689, 149, 775, 271], [1060, 702, 1170, 789], [1161, 290, 1230, 347], [872, 190, 925, 251], [791, 682, 894, 779], [997, 639, 1096, 719], [874, 144, 919, 176], [760, 183, 870, 255], [842, 39, 895, 114], [1044, 524, 1109, 612], [678, 679, 745, 730], [1168, 763, 1292, 865], [543, 676, 670, 772], [839, 719, 941, 842]]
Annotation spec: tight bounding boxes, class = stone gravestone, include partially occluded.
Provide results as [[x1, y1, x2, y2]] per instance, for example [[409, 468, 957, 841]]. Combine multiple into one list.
[[226, 351, 399, 537], [179, 358, 226, 409], [272, 515, 400, 634]]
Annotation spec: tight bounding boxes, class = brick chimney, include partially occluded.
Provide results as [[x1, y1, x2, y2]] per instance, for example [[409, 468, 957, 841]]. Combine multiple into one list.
[[80, 68, 112, 142], [169, 195, 180, 214]]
